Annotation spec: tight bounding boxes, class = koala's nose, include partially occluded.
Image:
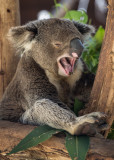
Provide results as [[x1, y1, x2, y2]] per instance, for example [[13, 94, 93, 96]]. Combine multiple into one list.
[[70, 38, 84, 56]]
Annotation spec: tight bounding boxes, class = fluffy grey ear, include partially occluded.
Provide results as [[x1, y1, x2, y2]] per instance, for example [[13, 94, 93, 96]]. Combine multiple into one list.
[[73, 21, 95, 40], [8, 22, 38, 54]]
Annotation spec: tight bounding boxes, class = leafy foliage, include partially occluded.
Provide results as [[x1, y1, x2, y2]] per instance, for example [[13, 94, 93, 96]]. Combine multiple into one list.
[[64, 10, 88, 24], [82, 26, 105, 74], [54, 0, 88, 24]]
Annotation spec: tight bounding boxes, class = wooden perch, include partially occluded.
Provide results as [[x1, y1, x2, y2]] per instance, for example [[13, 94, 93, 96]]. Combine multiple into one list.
[[0, 120, 114, 160]]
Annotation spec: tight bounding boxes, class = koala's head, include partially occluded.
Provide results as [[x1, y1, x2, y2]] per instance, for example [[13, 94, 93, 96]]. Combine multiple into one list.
[[8, 18, 95, 77]]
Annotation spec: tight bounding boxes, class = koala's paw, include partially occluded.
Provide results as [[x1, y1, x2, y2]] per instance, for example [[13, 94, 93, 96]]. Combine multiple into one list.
[[69, 112, 109, 136]]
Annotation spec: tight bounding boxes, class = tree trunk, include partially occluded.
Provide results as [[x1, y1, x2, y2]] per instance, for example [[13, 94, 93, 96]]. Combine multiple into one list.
[[0, 120, 114, 160], [83, 0, 114, 137], [0, 0, 20, 99]]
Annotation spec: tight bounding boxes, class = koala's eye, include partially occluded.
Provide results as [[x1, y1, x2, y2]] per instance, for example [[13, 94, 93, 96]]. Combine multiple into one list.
[[53, 42, 62, 48]]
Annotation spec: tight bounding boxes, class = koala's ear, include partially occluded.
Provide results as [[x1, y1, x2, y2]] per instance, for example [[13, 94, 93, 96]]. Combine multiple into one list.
[[73, 21, 95, 40], [8, 22, 38, 54]]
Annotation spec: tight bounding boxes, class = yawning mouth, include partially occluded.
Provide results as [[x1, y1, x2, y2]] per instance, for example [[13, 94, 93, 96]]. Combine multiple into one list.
[[57, 53, 78, 76]]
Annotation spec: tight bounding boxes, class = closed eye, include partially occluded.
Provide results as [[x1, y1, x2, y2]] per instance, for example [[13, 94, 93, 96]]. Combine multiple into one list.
[[53, 42, 62, 48]]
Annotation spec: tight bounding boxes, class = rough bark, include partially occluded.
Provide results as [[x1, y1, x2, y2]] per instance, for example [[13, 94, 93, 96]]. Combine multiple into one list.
[[0, 0, 20, 99], [83, 0, 114, 137], [0, 120, 114, 160]]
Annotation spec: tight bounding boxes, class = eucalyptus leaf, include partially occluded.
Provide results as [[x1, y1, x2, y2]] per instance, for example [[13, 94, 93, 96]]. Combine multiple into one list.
[[64, 10, 88, 24], [65, 133, 77, 160], [94, 26, 105, 44], [74, 98, 84, 116], [55, 3, 62, 8], [65, 133, 89, 160], [77, 136, 89, 160], [8, 125, 61, 155]]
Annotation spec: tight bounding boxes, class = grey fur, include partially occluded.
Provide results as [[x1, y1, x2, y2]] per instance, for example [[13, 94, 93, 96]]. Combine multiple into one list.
[[0, 18, 107, 135]]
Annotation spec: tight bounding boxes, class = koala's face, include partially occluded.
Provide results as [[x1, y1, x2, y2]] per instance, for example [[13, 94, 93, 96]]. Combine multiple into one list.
[[9, 18, 95, 77]]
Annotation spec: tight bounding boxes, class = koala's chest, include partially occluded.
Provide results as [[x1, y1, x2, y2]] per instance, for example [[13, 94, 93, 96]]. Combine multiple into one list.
[[45, 71, 74, 103]]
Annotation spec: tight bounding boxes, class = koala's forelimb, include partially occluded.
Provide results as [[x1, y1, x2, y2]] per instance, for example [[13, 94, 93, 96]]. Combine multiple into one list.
[[20, 99, 108, 135], [20, 99, 77, 134]]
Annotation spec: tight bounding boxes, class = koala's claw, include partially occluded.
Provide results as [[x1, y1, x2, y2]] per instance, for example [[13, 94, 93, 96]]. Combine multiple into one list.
[[69, 112, 109, 136]]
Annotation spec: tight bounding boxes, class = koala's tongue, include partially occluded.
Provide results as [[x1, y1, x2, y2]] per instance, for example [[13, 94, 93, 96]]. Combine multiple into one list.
[[60, 57, 73, 75]]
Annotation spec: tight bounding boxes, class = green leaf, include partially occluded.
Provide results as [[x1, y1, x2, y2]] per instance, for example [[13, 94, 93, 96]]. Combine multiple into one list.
[[65, 133, 77, 160], [64, 10, 88, 24], [77, 136, 89, 160], [8, 125, 61, 155], [107, 122, 114, 139], [91, 56, 98, 67], [65, 133, 89, 160], [94, 26, 105, 44], [74, 98, 84, 116], [55, 3, 63, 8]]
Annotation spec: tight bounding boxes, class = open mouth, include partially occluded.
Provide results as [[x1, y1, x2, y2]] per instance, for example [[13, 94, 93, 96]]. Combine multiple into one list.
[[57, 54, 78, 76]]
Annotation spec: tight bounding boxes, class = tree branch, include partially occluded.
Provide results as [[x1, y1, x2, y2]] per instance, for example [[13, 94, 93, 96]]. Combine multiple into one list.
[[0, 120, 114, 160]]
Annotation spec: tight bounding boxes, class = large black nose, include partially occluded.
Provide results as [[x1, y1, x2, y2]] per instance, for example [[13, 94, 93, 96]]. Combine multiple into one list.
[[70, 38, 84, 56]]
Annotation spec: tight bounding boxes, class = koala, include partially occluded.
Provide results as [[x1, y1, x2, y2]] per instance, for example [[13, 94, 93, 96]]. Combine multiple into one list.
[[0, 18, 108, 136]]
